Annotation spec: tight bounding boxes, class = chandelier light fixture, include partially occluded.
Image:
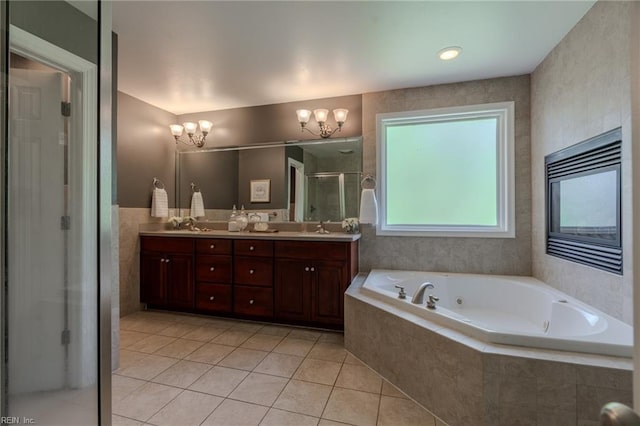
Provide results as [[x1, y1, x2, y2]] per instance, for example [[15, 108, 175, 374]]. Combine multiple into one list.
[[169, 120, 213, 148], [296, 108, 349, 139]]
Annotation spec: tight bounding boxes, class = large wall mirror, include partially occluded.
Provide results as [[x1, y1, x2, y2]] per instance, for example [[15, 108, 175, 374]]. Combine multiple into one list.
[[176, 137, 362, 222]]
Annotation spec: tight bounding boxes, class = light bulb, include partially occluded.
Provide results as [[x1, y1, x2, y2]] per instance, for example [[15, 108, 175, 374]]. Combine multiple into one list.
[[438, 46, 462, 61], [296, 109, 311, 124], [313, 109, 329, 123], [198, 120, 213, 133], [169, 124, 184, 137], [183, 122, 198, 135], [333, 108, 349, 125]]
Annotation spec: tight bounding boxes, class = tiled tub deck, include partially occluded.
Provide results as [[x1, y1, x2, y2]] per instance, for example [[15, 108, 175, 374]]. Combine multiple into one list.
[[345, 275, 633, 426]]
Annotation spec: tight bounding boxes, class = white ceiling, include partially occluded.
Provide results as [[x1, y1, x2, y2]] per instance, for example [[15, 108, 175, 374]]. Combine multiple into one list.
[[113, 1, 594, 116]]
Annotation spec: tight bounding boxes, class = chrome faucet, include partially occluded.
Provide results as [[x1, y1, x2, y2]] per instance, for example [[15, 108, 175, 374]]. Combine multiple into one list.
[[316, 221, 330, 234], [426, 294, 439, 309], [411, 282, 434, 304]]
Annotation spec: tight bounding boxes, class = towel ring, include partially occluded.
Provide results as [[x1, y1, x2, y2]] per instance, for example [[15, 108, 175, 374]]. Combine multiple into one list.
[[361, 175, 376, 189], [190, 182, 200, 193], [153, 177, 165, 189]]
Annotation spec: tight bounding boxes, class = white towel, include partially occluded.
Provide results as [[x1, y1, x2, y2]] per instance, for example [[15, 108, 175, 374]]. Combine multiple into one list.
[[151, 188, 169, 217], [190, 191, 205, 218], [359, 188, 378, 225]]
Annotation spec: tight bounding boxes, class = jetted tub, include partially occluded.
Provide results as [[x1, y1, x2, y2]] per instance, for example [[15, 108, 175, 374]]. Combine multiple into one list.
[[361, 269, 632, 357]]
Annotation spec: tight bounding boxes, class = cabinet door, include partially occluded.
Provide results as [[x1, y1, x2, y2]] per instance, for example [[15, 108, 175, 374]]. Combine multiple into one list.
[[311, 260, 346, 325], [140, 252, 166, 305], [274, 259, 311, 321], [165, 253, 194, 309]]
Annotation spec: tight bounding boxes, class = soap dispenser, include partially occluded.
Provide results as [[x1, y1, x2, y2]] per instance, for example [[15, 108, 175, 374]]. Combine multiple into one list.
[[228, 204, 239, 232], [237, 205, 249, 231]]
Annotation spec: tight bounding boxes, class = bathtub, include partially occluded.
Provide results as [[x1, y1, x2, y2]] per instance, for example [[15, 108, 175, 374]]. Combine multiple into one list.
[[361, 269, 632, 357]]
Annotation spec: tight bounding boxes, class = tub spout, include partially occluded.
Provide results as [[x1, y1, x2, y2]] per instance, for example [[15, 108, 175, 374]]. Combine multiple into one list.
[[411, 282, 434, 304]]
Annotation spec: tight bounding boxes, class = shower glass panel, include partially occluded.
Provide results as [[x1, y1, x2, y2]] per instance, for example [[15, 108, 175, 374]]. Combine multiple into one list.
[[3, 1, 103, 421], [305, 172, 361, 222]]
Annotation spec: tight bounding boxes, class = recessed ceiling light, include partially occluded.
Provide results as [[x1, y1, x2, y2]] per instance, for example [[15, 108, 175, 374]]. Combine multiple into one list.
[[438, 46, 462, 61]]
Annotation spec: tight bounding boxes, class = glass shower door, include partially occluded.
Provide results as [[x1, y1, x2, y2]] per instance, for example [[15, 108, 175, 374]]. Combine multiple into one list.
[[5, 28, 99, 425]]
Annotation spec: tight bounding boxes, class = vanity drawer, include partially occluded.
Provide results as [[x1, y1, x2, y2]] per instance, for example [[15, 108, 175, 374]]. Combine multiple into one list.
[[233, 286, 273, 318], [196, 255, 232, 283], [275, 241, 348, 260], [196, 239, 232, 255], [141, 236, 193, 254], [234, 239, 274, 257], [234, 257, 273, 287], [195, 283, 232, 313]]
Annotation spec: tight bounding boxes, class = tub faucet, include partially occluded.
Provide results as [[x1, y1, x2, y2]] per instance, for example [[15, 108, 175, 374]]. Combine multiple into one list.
[[426, 294, 439, 310], [411, 282, 434, 304]]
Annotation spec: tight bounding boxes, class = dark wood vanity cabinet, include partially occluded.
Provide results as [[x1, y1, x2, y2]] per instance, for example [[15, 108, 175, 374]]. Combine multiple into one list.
[[195, 238, 233, 314], [274, 241, 358, 327], [233, 240, 274, 319], [140, 235, 358, 328], [140, 237, 194, 309]]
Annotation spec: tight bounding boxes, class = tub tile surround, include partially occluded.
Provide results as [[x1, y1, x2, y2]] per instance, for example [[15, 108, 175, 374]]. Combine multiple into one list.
[[112, 310, 446, 426], [345, 276, 632, 426], [359, 74, 532, 276], [531, 1, 632, 324]]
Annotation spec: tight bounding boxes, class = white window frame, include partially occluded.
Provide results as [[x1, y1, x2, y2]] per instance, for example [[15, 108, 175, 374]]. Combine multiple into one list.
[[376, 101, 515, 238]]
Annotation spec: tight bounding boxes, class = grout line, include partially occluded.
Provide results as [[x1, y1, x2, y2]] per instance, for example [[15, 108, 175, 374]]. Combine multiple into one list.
[[118, 312, 370, 426]]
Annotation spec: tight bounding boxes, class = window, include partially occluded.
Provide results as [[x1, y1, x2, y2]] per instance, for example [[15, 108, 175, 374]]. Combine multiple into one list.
[[376, 102, 514, 237]]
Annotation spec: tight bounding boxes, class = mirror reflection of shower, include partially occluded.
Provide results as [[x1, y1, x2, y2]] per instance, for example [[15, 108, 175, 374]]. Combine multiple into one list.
[[305, 172, 361, 222]]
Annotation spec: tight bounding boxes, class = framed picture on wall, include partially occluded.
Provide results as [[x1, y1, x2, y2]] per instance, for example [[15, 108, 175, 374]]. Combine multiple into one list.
[[250, 179, 271, 203]]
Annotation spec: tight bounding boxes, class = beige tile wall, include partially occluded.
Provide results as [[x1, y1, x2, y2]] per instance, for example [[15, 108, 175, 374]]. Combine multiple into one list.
[[531, 1, 633, 324], [359, 75, 532, 276], [119, 207, 171, 316]]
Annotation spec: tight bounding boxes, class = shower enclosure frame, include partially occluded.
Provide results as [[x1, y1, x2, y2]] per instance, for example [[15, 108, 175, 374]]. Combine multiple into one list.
[[0, 1, 113, 423]]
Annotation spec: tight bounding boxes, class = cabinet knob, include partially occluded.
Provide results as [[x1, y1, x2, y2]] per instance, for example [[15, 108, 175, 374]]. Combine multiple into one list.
[[166, 259, 170, 263], [209, 296, 215, 301], [249, 246, 255, 251], [249, 299, 255, 305], [305, 267, 309, 272], [249, 269, 255, 274], [210, 267, 215, 271], [160, 259, 165, 263], [210, 244, 215, 249], [310, 267, 315, 272]]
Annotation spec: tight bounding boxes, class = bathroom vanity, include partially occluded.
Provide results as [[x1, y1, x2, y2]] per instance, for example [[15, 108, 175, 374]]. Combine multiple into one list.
[[139, 231, 359, 329]]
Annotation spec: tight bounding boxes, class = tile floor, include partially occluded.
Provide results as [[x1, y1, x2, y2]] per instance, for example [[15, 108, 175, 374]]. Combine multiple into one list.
[[113, 311, 445, 426]]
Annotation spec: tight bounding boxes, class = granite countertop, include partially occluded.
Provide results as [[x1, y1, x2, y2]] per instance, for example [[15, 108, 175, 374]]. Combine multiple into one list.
[[139, 228, 361, 242]]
